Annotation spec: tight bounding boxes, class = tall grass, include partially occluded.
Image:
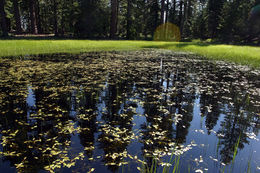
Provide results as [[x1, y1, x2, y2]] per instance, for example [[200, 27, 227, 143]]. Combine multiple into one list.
[[171, 155, 180, 173], [0, 40, 260, 68], [246, 152, 253, 173], [139, 153, 180, 173], [232, 134, 241, 164]]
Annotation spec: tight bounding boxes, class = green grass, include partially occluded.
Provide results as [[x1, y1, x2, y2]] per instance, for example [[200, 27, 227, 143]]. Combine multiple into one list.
[[0, 40, 260, 68], [232, 134, 241, 164]]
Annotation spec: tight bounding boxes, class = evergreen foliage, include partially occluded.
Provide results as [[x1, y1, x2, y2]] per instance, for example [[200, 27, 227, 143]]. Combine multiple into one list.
[[0, 0, 259, 43]]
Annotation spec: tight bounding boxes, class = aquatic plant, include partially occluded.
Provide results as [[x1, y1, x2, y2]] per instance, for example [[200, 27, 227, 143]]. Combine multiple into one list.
[[0, 50, 259, 172]]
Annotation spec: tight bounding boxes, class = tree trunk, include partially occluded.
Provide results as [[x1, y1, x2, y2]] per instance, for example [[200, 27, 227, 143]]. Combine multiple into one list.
[[179, 0, 183, 30], [35, 0, 42, 33], [6, 15, 10, 31], [0, 0, 8, 36], [53, 0, 58, 36], [187, 0, 192, 19], [29, 0, 38, 34], [165, 0, 169, 23], [151, 0, 159, 37], [61, 9, 65, 36], [184, 0, 187, 22], [126, 0, 131, 39], [13, 0, 22, 34], [110, 0, 118, 39], [160, 0, 165, 24], [171, 0, 176, 23], [143, 0, 148, 39]]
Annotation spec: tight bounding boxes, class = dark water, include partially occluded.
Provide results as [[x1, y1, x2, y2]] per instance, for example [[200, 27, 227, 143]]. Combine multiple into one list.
[[0, 50, 259, 173]]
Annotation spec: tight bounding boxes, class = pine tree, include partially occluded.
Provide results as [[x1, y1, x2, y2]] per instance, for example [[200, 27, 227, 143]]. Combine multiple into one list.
[[13, 0, 22, 33], [110, 0, 118, 38], [0, 0, 8, 36]]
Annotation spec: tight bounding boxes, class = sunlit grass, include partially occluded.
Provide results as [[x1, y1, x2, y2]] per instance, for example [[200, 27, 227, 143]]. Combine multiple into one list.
[[0, 40, 260, 68], [232, 135, 241, 164]]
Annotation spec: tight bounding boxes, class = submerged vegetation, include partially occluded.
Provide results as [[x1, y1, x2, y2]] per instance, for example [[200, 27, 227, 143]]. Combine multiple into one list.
[[0, 40, 260, 68], [0, 50, 259, 172]]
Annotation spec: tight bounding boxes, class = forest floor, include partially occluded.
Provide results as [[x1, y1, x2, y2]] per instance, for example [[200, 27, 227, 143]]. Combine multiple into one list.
[[0, 39, 259, 68]]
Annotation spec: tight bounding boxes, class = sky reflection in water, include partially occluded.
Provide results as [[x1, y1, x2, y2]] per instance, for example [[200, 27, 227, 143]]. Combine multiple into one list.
[[0, 50, 259, 173]]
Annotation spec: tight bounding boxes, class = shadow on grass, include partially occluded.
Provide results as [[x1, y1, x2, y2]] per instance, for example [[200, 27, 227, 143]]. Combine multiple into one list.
[[0, 35, 76, 40], [141, 42, 212, 49], [0, 35, 117, 40]]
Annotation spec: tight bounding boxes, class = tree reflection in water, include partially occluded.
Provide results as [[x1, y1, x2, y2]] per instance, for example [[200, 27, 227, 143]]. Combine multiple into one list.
[[0, 50, 259, 172]]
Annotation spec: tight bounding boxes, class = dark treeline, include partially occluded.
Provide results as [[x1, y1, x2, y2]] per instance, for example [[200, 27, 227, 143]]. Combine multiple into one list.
[[0, 0, 260, 43]]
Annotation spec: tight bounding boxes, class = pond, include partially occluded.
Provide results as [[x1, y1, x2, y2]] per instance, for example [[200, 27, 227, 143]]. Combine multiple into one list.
[[0, 50, 259, 173]]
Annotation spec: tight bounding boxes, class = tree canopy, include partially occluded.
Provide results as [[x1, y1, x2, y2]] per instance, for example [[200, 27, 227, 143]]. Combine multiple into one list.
[[0, 0, 259, 43]]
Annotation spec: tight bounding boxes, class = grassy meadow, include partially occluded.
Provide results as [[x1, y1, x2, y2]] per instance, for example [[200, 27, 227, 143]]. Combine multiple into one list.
[[0, 40, 260, 68]]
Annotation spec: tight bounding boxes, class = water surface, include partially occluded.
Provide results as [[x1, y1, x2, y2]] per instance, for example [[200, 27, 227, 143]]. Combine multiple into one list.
[[0, 50, 259, 173]]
